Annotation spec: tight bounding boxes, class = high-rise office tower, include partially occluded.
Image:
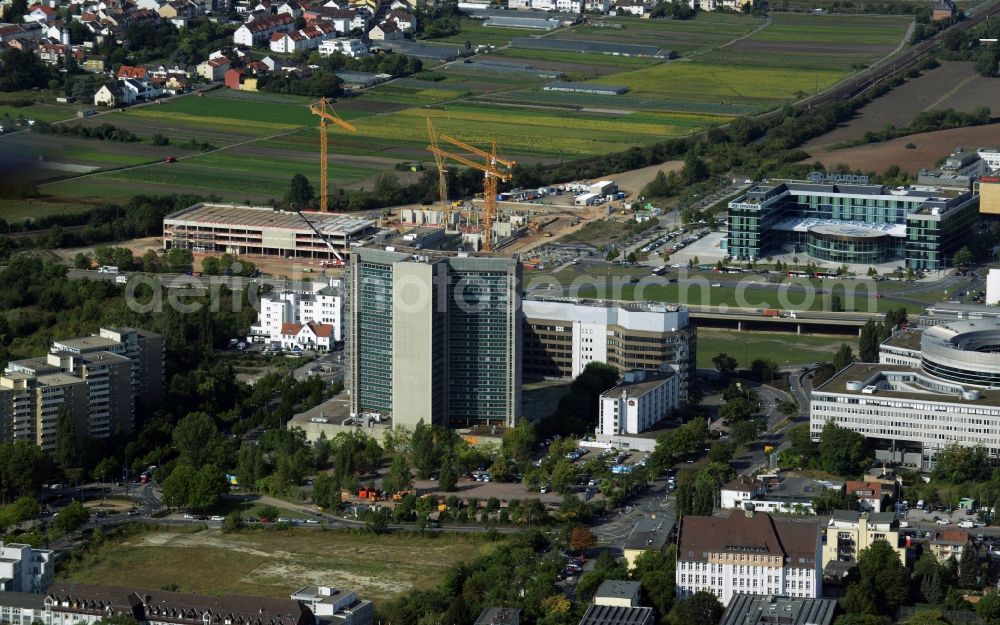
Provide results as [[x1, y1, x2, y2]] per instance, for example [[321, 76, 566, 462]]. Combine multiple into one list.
[[348, 247, 521, 429]]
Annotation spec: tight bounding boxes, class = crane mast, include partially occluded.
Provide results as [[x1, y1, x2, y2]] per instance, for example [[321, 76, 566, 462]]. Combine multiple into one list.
[[309, 98, 357, 213], [425, 130, 515, 252]]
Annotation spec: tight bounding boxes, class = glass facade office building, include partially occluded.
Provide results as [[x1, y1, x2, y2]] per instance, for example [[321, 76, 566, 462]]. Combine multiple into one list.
[[347, 247, 521, 429], [727, 181, 979, 269]]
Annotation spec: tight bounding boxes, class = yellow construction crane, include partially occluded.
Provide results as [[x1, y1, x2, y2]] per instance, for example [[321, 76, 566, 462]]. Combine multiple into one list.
[[425, 132, 515, 252], [309, 97, 357, 213], [426, 118, 449, 214]]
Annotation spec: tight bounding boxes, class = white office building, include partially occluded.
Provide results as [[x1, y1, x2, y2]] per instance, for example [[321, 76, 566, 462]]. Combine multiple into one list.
[[522, 298, 696, 395], [986, 268, 1000, 306], [676, 510, 821, 606], [598, 369, 678, 437], [811, 320, 1000, 467], [251, 278, 344, 347], [0, 542, 54, 594]]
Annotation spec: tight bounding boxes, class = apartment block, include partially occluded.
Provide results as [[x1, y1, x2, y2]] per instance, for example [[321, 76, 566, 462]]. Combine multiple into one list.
[[0, 542, 54, 593], [98, 327, 165, 407], [822, 511, 907, 569], [251, 279, 344, 346], [522, 298, 695, 396], [0, 327, 163, 450], [676, 510, 821, 606], [347, 246, 521, 429]]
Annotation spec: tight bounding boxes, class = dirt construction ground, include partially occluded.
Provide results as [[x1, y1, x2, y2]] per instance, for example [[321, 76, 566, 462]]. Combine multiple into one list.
[[804, 123, 1000, 173], [804, 62, 1000, 151]]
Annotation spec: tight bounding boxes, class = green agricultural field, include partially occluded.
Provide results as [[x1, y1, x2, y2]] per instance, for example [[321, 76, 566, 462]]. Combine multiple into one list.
[[587, 11, 909, 109], [58, 526, 503, 600], [430, 18, 539, 47], [592, 61, 844, 106], [490, 47, 663, 71], [696, 328, 857, 368], [750, 13, 911, 46], [553, 12, 763, 54], [344, 104, 724, 158], [46, 155, 376, 201], [0, 198, 99, 222]]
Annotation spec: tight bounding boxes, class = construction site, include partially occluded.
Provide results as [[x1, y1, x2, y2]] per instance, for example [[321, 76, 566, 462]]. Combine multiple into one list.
[[159, 98, 631, 268]]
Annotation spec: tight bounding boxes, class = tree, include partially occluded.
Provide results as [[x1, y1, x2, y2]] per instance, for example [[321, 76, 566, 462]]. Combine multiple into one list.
[[730, 419, 762, 446], [749, 358, 779, 382], [222, 511, 244, 533], [188, 464, 228, 510], [286, 174, 315, 209], [52, 500, 89, 534], [777, 400, 798, 418], [712, 353, 738, 377], [681, 152, 709, 185], [977, 590, 1000, 625], [833, 343, 855, 371], [550, 459, 576, 495], [91, 456, 118, 483], [503, 420, 537, 463], [383, 454, 413, 494], [165, 248, 193, 273], [833, 616, 892, 625], [54, 405, 81, 471], [411, 420, 435, 479], [236, 442, 264, 491], [920, 566, 945, 605], [849, 540, 909, 614], [161, 462, 197, 508], [626, 251, 638, 264], [819, 421, 869, 476], [172, 412, 223, 468], [607, 248, 620, 261], [6, 496, 40, 525], [438, 454, 458, 491], [958, 544, 980, 589], [859, 320, 880, 362], [933, 443, 991, 483], [720, 396, 755, 423], [668, 590, 723, 625], [569, 525, 597, 552], [953, 246, 973, 268]]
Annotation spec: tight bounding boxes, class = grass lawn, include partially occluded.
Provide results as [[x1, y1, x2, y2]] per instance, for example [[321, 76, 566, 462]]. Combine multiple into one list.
[[58, 526, 503, 600], [696, 328, 857, 368]]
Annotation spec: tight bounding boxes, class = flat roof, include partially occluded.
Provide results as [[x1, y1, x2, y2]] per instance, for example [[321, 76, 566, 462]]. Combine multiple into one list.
[[720, 594, 837, 625], [623, 515, 673, 551], [37, 373, 85, 386], [771, 217, 906, 238], [882, 330, 922, 351], [601, 371, 674, 399], [594, 580, 640, 600], [815, 362, 1000, 406], [579, 605, 652, 625], [53, 336, 121, 352], [473, 608, 521, 625], [165, 204, 374, 236]]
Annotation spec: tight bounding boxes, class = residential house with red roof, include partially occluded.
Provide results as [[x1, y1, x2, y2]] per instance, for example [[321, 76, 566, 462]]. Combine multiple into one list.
[[279, 321, 335, 351], [116, 64, 147, 79], [233, 11, 295, 46]]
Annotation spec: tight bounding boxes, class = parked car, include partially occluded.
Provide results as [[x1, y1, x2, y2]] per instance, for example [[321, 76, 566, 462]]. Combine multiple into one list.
[[209, 515, 224, 522], [936, 519, 950, 525]]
